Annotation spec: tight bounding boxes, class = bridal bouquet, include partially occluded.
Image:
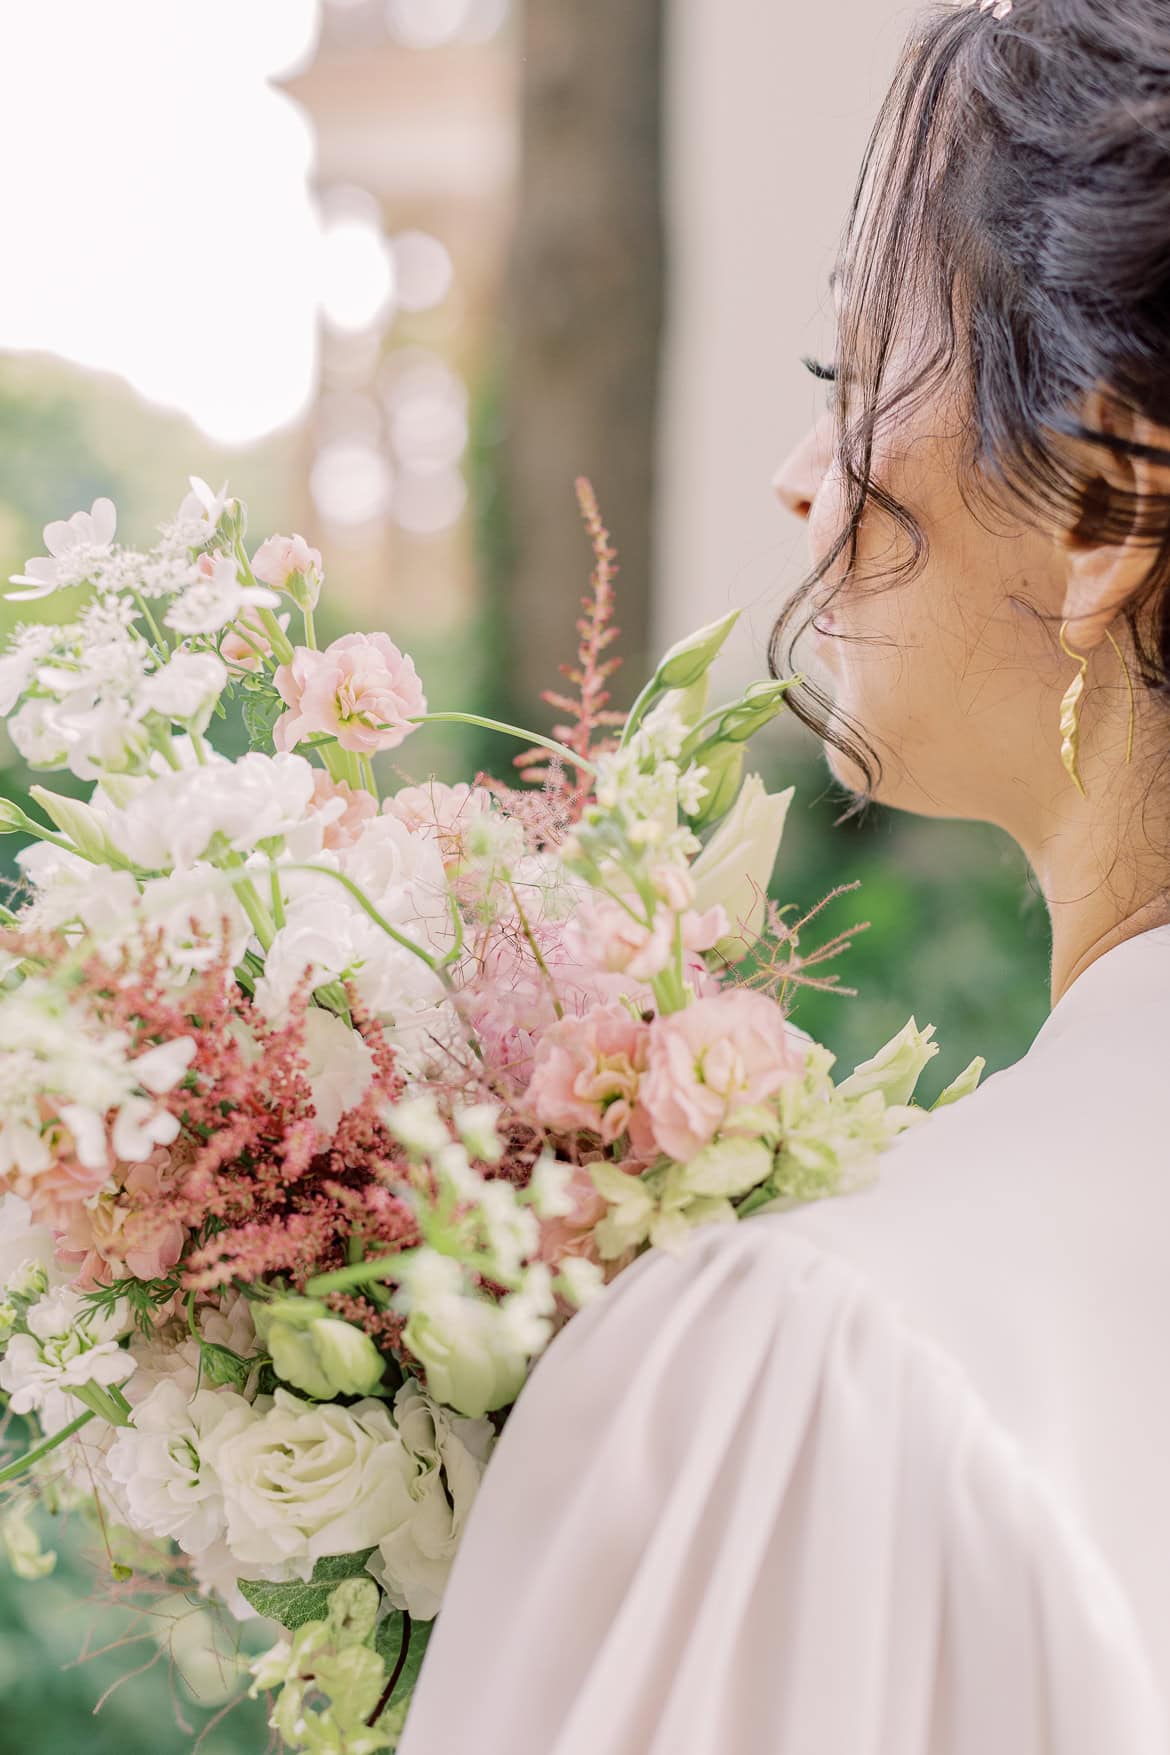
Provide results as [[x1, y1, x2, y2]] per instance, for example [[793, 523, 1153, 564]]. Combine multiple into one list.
[[0, 478, 981, 1751]]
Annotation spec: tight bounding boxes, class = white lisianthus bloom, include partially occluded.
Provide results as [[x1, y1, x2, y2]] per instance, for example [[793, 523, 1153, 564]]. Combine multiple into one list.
[[302, 1010, 375, 1140], [397, 1251, 550, 1420], [367, 1379, 495, 1621], [836, 1017, 940, 1107], [107, 751, 317, 869], [202, 1389, 415, 1582], [7, 497, 117, 600], [164, 556, 278, 638], [0, 1290, 134, 1415], [689, 774, 794, 961], [140, 651, 228, 730], [106, 1379, 251, 1555]]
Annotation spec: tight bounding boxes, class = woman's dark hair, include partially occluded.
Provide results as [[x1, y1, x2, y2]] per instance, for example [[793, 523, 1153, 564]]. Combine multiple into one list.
[[771, 0, 1170, 793]]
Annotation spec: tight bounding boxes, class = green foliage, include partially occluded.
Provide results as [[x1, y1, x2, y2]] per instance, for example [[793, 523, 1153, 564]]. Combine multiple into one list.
[[238, 1549, 377, 1630], [374, 1616, 433, 1740], [240, 677, 286, 750]]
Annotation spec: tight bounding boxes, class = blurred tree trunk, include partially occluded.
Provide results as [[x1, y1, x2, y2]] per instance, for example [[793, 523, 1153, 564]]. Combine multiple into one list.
[[500, 0, 665, 714]]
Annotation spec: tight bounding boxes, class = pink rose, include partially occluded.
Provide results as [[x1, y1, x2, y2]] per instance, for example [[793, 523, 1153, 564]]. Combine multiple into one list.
[[252, 533, 323, 604], [526, 1004, 655, 1152], [639, 989, 807, 1162], [307, 771, 378, 849], [273, 632, 426, 756]]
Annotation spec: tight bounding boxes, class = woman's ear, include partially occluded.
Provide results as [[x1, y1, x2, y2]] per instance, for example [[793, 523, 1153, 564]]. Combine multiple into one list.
[[1059, 396, 1170, 651]]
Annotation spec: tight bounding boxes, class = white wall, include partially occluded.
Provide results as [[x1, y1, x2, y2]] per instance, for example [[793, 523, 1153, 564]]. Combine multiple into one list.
[[657, 0, 912, 681]]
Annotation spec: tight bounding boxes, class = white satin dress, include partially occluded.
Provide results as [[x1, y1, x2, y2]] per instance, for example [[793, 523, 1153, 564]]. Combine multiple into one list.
[[401, 927, 1170, 1754]]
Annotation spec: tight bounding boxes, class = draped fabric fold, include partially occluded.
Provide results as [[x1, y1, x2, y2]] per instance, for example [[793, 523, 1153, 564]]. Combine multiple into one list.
[[400, 1221, 1164, 1754]]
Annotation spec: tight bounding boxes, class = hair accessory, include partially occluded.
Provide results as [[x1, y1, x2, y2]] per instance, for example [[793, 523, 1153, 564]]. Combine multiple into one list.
[[976, 0, 1013, 16]]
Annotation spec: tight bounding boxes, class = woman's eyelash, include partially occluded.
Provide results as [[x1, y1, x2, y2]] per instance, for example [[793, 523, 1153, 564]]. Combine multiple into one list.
[[801, 356, 838, 383]]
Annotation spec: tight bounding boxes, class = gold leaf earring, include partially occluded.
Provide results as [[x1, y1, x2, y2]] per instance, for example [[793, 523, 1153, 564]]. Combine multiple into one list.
[[1058, 621, 1090, 796]]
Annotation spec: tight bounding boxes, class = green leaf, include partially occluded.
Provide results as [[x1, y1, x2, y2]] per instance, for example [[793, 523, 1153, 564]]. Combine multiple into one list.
[[241, 682, 285, 751], [237, 1548, 376, 1628], [374, 1614, 434, 1722]]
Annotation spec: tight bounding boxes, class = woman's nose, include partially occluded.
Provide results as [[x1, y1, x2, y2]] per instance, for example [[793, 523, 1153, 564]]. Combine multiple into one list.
[[772, 418, 832, 521]]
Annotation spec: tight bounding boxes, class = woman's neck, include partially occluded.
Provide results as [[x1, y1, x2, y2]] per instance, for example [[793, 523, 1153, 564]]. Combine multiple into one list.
[[1022, 802, 1170, 1006]]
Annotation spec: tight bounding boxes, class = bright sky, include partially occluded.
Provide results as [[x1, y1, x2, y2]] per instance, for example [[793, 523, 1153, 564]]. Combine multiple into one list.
[[0, 1, 324, 446]]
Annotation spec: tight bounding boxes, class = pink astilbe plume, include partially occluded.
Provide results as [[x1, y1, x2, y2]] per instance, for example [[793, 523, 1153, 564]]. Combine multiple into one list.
[[509, 478, 626, 818]]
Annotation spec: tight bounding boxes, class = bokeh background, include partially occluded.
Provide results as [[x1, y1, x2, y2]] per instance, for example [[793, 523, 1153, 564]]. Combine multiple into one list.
[[0, 1, 1050, 1747]]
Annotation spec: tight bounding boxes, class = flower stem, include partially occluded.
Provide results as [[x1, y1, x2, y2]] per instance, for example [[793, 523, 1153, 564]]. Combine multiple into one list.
[[368, 1612, 413, 1728], [277, 864, 452, 984], [411, 713, 596, 776], [302, 606, 317, 650], [256, 607, 296, 667], [0, 1411, 96, 1484]]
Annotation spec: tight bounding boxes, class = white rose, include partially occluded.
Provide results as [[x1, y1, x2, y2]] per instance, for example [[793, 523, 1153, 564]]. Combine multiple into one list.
[[367, 1379, 495, 1620], [689, 774, 794, 961], [202, 1388, 414, 1581], [106, 1379, 251, 1554]]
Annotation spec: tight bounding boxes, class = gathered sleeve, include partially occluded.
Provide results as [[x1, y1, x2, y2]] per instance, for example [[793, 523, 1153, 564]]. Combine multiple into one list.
[[400, 1219, 1164, 1755]]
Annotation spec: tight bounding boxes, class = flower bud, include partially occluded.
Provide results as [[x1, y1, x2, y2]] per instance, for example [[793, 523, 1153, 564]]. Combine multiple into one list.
[[684, 741, 743, 828], [198, 1340, 250, 1390], [695, 677, 795, 750], [28, 787, 119, 863], [654, 610, 740, 692], [454, 1102, 503, 1164], [690, 775, 793, 961], [837, 1018, 939, 1107], [658, 673, 710, 728], [0, 798, 39, 834], [255, 1298, 384, 1400], [251, 534, 324, 611], [932, 1056, 986, 1110]]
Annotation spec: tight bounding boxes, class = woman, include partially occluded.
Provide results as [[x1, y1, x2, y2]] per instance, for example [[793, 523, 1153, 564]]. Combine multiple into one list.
[[401, 1, 1170, 1748]]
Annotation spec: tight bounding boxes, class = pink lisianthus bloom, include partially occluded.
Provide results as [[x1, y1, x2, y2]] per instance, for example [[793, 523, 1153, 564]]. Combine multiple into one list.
[[251, 533, 323, 604], [564, 895, 729, 982], [307, 771, 379, 850], [526, 1004, 656, 1153], [221, 609, 290, 672], [639, 989, 807, 1162], [57, 1153, 186, 1286], [273, 632, 426, 756]]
